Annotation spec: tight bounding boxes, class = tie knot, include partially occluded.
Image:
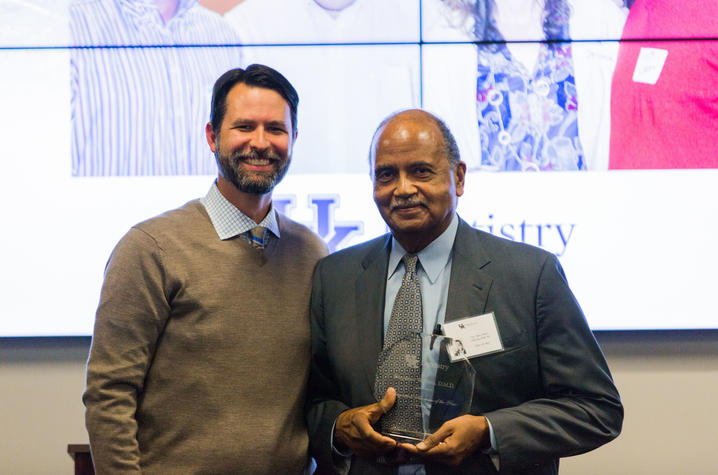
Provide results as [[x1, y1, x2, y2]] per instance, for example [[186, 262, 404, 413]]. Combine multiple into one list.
[[402, 254, 419, 275], [249, 226, 265, 248]]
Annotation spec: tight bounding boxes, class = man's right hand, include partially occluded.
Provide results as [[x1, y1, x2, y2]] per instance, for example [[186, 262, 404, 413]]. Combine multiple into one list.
[[333, 388, 399, 458]]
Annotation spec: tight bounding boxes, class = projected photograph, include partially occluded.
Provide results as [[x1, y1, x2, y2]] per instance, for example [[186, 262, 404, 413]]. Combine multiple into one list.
[[424, 0, 625, 171], [223, 0, 420, 44], [243, 44, 420, 174], [423, 0, 718, 171], [70, 0, 242, 176], [69, 0, 420, 176], [2, 0, 718, 335], [609, 0, 718, 169]]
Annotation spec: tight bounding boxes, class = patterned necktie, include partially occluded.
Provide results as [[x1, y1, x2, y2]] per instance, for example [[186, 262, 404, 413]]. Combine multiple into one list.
[[375, 254, 424, 437], [249, 226, 265, 249]]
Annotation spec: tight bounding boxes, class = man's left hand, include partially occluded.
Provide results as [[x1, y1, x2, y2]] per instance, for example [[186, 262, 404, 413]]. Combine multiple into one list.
[[402, 415, 490, 467]]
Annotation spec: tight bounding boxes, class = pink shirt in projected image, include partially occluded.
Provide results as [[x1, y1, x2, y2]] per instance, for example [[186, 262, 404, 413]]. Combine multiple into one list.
[[609, 0, 718, 169]]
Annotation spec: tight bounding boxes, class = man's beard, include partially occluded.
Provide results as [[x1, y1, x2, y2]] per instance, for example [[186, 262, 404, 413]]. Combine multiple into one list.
[[216, 147, 290, 194]]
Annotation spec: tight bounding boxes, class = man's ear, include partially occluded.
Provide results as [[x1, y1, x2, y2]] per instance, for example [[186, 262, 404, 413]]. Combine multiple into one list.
[[206, 122, 217, 153], [288, 127, 298, 153], [454, 161, 467, 197]]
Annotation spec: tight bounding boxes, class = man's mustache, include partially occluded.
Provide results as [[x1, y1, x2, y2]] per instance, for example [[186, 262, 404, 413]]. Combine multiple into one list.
[[390, 197, 426, 211], [233, 148, 282, 163]]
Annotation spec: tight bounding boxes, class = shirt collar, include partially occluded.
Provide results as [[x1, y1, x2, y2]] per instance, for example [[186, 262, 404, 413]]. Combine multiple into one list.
[[200, 182, 280, 241], [388, 213, 459, 284], [120, 0, 199, 28]]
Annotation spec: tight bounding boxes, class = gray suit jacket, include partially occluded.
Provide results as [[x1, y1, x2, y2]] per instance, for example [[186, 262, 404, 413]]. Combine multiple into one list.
[[307, 218, 622, 474]]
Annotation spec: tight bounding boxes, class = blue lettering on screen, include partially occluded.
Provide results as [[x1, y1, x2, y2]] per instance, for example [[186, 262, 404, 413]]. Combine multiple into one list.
[[275, 195, 363, 252], [274, 199, 573, 256], [473, 214, 576, 256]]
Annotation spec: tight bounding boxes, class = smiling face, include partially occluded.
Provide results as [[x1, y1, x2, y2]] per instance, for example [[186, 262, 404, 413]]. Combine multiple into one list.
[[371, 111, 465, 252], [206, 83, 295, 195]]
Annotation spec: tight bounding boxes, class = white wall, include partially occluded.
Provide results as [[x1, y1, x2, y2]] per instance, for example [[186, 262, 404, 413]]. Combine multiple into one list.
[[2, 332, 717, 474], [563, 331, 718, 474], [0, 338, 89, 474]]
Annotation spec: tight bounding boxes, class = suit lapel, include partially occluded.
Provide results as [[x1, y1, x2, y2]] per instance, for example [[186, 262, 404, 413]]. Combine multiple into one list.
[[445, 219, 494, 323], [430, 219, 494, 431], [355, 235, 392, 399], [351, 222, 493, 401]]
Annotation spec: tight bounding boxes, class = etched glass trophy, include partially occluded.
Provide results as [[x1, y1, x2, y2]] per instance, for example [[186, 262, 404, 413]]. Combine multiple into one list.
[[374, 332, 476, 444]]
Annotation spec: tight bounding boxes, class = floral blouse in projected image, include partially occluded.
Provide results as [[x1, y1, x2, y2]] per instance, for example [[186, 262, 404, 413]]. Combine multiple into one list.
[[476, 43, 585, 172]]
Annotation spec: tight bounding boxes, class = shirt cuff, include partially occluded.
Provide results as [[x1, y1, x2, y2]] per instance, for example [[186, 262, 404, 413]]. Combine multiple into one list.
[[484, 416, 500, 471]]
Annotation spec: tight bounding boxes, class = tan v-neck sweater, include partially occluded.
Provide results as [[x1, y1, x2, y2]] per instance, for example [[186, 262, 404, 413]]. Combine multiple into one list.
[[84, 200, 327, 474]]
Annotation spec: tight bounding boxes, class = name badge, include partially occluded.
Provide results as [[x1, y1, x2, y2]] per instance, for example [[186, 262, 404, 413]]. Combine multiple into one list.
[[442, 312, 503, 362], [632, 47, 668, 85]]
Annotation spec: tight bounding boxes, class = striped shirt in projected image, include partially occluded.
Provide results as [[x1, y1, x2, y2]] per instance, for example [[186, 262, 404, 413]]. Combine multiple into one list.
[[70, 0, 243, 176]]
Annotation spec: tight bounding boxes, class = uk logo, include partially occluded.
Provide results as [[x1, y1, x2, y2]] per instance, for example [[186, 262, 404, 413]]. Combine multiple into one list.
[[274, 194, 363, 252]]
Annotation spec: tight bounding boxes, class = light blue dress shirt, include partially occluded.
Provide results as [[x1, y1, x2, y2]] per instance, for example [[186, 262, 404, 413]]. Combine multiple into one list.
[[385, 214, 498, 473], [384, 215, 457, 475], [333, 214, 497, 472], [384, 214, 458, 434]]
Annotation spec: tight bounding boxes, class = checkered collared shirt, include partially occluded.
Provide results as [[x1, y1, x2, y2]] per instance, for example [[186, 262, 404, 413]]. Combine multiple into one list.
[[200, 182, 280, 243]]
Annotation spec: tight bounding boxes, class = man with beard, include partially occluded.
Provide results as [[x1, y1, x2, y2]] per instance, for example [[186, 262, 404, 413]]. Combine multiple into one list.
[[83, 64, 327, 474]]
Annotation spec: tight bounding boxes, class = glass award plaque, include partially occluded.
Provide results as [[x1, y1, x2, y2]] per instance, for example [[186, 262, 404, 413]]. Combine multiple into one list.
[[374, 332, 476, 444]]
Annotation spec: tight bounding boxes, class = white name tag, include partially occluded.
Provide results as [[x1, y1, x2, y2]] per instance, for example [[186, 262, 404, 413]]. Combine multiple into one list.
[[632, 47, 668, 85], [442, 312, 503, 362]]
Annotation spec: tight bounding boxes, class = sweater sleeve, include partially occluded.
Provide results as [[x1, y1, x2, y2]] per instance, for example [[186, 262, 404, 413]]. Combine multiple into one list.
[[83, 226, 172, 473]]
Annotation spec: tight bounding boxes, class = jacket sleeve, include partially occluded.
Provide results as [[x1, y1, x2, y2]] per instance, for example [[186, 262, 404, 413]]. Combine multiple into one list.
[[83, 227, 172, 473], [305, 259, 352, 475], [484, 254, 623, 472]]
